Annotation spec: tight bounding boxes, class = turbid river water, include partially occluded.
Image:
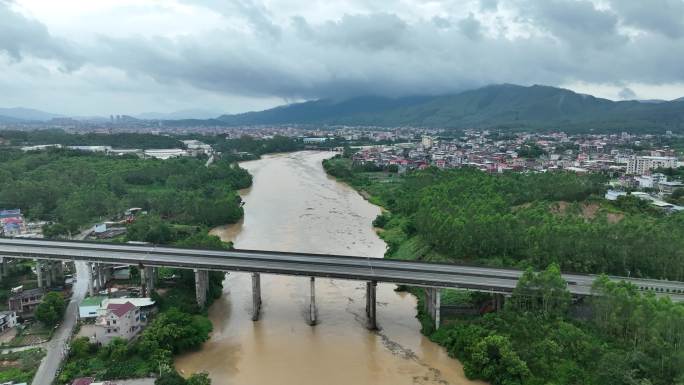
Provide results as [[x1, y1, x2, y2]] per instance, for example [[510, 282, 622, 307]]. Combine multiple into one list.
[[175, 151, 483, 385]]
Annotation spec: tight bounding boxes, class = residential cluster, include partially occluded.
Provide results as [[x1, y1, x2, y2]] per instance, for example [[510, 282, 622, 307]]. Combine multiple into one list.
[[349, 130, 684, 211], [0, 209, 44, 238]]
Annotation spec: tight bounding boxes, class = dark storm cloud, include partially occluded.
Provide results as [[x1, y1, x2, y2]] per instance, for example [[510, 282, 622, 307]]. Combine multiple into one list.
[[80, 4, 684, 101], [458, 13, 483, 40], [0, 1, 81, 69], [609, 0, 684, 39], [480, 0, 498, 12], [522, 0, 626, 48], [300, 13, 409, 50], [3, 0, 684, 107]]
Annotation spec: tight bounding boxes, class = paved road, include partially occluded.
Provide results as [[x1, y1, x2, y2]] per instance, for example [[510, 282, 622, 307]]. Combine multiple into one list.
[[30, 232, 91, 385], [2, 237, 684, 301]]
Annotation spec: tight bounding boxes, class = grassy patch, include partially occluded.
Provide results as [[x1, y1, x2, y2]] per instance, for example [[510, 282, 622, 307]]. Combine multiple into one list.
[[0, 348, 45, 383], [9, 323, 53, 347]]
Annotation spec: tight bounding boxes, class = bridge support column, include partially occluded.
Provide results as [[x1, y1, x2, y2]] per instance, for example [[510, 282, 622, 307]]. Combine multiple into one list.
[[424, 288, 441, 330], [87, 262, 95, 296], [494, 293, 505, 311], [194, 269, 208, 308], [433, 289, 441, 330], [103, 265, 111, 285], [93, 263, 100, 291], [49, 261, 59, 287], [45, 261, 52, 288], [144, 266, 155, 296], [35, 259, 44, 288], [309, 277, 317, 326], [139, 264, 148, 297], [366, 281, 377, 330], [251, 273, 261, 321], [97, 263, 107, 290]]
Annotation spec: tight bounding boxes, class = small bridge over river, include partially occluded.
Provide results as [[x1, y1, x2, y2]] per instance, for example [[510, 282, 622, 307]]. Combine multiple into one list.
[[1, 237, 683, 329]]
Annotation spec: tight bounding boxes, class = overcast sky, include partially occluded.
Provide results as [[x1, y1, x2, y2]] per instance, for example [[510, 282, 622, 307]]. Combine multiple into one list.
[[1, 0, 684, 116]]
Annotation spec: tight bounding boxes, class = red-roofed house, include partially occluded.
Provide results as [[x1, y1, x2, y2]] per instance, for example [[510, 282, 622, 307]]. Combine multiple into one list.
[[92, 301, 141, 345]]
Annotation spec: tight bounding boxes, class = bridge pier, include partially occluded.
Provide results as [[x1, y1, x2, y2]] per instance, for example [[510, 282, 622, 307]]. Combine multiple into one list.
[[139, 264, 147, 297], [194, 269, 208, 308], [45, 262, 52, 287], [252, 273, 261, 321], [366, 281, 377, 330], [49, 261, 60, 287], [0, 258, 6, 282], [145, 266, 155, 295], [35, 259, 44, 288], [494, 293, 505, 311], [309, 277, 317, 325], [87, 262, 95, 296], [93, 263, 102, 291], [103, 265, 111, 285], [424, 287, 441, 330]]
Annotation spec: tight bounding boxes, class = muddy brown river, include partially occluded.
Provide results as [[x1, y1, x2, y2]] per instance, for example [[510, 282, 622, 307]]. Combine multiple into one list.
[[175, 151, 483, 385]]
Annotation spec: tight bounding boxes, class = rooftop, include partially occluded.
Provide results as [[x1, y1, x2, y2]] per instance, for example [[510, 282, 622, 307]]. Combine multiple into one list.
[[107, 301, 136, 317], [9, 288, 44, 299], [103, 297, 155, 308], [80, 296, 107, 307]]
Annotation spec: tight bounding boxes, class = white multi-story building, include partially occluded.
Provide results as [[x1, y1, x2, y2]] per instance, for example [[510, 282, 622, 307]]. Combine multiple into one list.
[[0, 311, 17, 334], [92, 301, 142, 345], [627, 156, 678, 175], [181, 140, 213, 156]]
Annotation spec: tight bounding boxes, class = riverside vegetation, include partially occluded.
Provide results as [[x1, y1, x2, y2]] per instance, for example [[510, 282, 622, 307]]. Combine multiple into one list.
[[0, 147, 254, 384], [323, 155, 684, 385]]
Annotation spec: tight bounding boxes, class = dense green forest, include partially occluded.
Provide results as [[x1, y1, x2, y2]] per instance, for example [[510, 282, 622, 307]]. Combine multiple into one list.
[[0, 129, 182, 149], [0, 148, 251, 234], [194, 135, 304, 161], [421, 267, 684, 385], [324, 156, 684, 385], [325, 156, 684, 280]]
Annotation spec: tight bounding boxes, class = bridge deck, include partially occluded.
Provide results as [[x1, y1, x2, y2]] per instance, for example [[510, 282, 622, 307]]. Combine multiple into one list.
[[1, 237, 683, 301]]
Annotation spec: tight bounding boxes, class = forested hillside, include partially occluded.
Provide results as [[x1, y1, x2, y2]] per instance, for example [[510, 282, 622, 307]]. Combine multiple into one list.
[[323, 156, 684, 385], [0, 149, 251, 234], [0, 129, 181, 149], [217, 84, 684, 133], [325, 157, 684, 280]]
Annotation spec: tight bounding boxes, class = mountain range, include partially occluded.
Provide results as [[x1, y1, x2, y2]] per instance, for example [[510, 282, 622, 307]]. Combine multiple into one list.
[[211, 84, 684, 132], [0, 107, 63, 122], [2, 85, 684, 132]]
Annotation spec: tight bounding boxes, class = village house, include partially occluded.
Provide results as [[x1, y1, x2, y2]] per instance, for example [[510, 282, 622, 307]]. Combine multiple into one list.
[[8, 288, 44, 317], [0, 311, 17, 333], [92, 301, 142, 345]]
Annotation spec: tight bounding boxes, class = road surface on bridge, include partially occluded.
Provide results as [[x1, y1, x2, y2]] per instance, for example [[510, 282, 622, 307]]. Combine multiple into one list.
[[1, 237, 683, 301]]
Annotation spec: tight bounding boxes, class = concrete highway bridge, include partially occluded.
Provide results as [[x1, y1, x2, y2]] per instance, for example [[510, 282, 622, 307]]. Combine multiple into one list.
[[1, 237, 683, 330]]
